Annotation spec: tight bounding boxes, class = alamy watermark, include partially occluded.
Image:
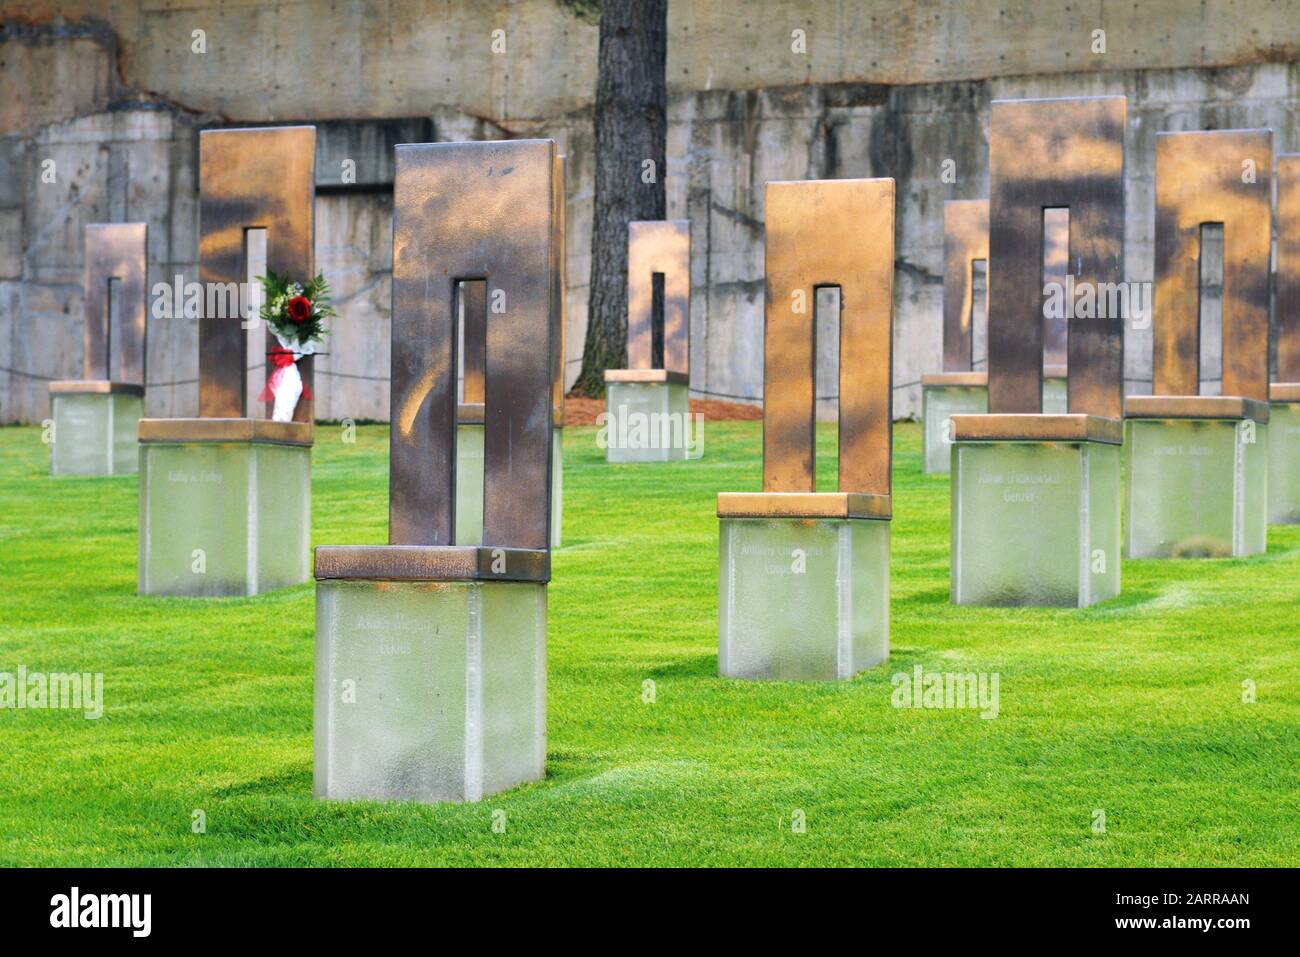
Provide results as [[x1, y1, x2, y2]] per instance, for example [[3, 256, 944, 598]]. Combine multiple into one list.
[[597, 409, 704, 457], [891, 665, 999, 719], [1043, 275, 1151, 329], [0, 666, 103, 719]]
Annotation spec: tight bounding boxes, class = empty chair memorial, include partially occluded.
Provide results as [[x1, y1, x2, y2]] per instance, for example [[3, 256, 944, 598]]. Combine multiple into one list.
[[950, 96, 1126, 607], [716, 178, 894, 680], [921, 200, 989, 474], [1125, 129, 1272, 557], [136, 126, 317, 596], [1268, 153, 1300, 525], [603, 219, 695, 462], [314, 139, 556, 804], [48, 223, 148, 476]]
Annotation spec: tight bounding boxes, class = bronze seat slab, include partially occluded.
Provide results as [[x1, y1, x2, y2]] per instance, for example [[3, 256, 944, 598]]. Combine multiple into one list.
[[604, 368, 690, 386], [921, 371, 987, 388], [1123, 395, 1270, 422], [716, 491, 892, 520], [950, 413, 1123, 445], [314, 545, 549, 583], [49, 380, 145, 397], [138, 417, 315, 446], [1270, 383, 1300, 403], [1043, 364, 1068, 379]]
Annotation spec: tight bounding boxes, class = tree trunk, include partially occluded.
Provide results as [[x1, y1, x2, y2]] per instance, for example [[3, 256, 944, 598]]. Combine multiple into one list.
[[572, 0, 667, 397]]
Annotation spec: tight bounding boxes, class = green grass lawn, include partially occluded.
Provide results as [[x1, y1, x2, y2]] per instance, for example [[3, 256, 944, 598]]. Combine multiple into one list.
[[0, 420, 1297, 866]]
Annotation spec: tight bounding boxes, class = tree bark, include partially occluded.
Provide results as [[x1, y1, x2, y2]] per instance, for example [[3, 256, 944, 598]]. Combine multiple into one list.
[[572, 0, 667, 397]]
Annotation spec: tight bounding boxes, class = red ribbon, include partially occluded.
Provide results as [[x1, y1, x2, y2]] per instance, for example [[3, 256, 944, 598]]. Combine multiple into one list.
[[257, 346, 313, 402]]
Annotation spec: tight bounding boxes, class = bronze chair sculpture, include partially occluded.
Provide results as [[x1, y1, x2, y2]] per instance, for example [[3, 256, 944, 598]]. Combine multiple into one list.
[[48, 223, 148, 476]]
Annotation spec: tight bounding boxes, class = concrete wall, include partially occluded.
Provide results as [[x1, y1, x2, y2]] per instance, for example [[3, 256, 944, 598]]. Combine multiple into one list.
[[2, 2, 1299, 422]]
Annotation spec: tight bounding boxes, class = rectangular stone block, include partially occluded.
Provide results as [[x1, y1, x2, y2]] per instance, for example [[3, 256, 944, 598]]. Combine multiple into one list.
[[951, 439, 1121, 607], [139, 439, 311, 596], [314, 579, 547, 804], [50, 391, 142, 476], [605, 381, 693, 463], [455, 425, 563, 547], [1268, 402, 1300, 525], [922, 383, 987, 474], [1125, 417, 1267, 557], [719, 516, 889, 680]]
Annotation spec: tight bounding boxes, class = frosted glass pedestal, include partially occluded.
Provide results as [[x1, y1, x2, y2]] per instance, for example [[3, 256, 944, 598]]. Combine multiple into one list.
[[48, 384, 142, 476], [455, 425, 563, 546], [1125, 416, 1267, 557], [1042, 376, 1069, 414], [1268, 400, 1300, 525], [604, 380, 692, 463], [718, 517, 889, 680], [951, 438, 1121, 607], [314, 578, 547, 804], [922, 381, 987, 474], [138, 422, 311, 596]]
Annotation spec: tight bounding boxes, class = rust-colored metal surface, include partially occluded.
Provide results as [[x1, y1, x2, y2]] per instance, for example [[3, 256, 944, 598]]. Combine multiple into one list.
[[137, 417, 314, 446], [81, 223, 148, 384], [552, 154, 567, 425], [761, 178, 894, 497], [1273, 154, 1300, 384], [390, 139, 556, 551], [988, 97, 1126, 418], [1124, 394, 1269, 422], [198, 126, 316, 422], [942, 200, 988, 372], [950, 413, 1123, 445], [1153, 129, 1272, 402], [49, 380, 144, 396], [603, 368, 689, 385], [716, 492, 892, 520], [314, 545, 549, 583], [460, 280, 487, 406], [626, 219, 690, 373], [1272, 383, 1300, 402], [922, 371, 988, 388]]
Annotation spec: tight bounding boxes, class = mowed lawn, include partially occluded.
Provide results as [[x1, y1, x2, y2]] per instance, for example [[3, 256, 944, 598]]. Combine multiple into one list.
[[0, 419, 1297, 867]]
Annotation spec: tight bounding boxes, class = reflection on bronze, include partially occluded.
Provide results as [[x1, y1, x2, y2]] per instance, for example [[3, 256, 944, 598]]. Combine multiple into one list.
[[198, 126, 316, 421], [457, 403, 486, 425], [942, 200, 988, 372], [626, 220, 690, 373], [760, 178, 894, 499], [716, 492, 892, 520], [81, 223, 148, 384], [921, 371, 987, 388], [949, 413, 1123, 445], [49, 380, 144, 396], [460, 280, 487, 405], [137, 417, 314, 446], [988, 97, 1126, 418], [1124, 395, 1269, 422], [1272, 383, 1300, 402], [313, 545, 549, 583], [1153, 129, 1272, 402], [552, 154, 567, 425], [1274, 154, 1300, 385], [603, 368, 689, 384], [389, 139, 556, 552]]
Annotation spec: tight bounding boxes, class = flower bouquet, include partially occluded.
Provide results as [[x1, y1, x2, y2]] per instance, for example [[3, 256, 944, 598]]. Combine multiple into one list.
[[255, 270, 335, 422]]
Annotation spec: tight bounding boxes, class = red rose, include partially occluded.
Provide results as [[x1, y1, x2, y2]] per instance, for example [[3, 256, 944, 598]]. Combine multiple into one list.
[[287, 295, 312, 324]]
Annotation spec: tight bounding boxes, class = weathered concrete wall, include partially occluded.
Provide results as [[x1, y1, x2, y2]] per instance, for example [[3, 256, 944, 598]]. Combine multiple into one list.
[[3, 2, 1299, 422]]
